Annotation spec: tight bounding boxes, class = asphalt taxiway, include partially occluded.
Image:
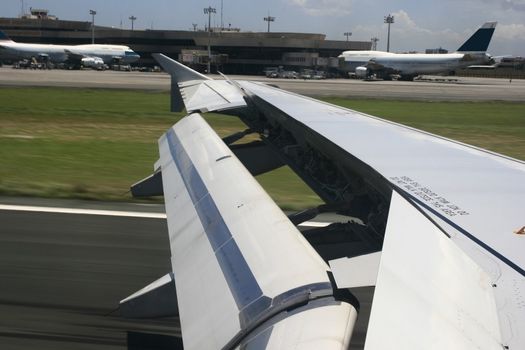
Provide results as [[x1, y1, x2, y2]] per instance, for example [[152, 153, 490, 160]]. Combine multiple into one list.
[[1, 66, 524, 101], [0, 197, 372, 349]]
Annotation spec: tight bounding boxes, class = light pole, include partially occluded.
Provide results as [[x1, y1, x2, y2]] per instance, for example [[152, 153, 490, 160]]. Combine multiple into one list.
[[220, 0, 224, 30], [384, 14, 394, 52], [129, 15, 137, 31], [371, 37, 379, 51], [344, 32, 352, 42], [204, 6, 216, 74], [89, 10, 96, 44], [264, 16, 275, 33]]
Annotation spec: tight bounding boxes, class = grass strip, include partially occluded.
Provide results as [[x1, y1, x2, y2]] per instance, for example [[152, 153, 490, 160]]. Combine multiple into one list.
[[1, 87, 524, 208]]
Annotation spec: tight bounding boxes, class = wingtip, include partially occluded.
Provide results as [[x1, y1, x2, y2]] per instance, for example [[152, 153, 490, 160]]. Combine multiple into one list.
[[152, 53, 211, 83], [151, 53, 167, 61]]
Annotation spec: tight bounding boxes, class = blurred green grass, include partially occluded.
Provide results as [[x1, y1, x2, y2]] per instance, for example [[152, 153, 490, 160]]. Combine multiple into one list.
[[0, 87, 524, 208]]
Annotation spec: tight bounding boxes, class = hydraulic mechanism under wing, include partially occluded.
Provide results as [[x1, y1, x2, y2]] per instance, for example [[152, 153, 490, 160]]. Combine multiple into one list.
[[122, 54, 525, 350]]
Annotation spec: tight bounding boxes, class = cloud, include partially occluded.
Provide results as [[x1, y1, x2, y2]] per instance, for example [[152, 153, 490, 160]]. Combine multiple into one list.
[[460, 0, 525, 12], [351, 10, 469, 52], [494, 23, 525, 40], [491, 0, 525, 11], [287, 0, 353, 16], [388, 10, 432, 34]]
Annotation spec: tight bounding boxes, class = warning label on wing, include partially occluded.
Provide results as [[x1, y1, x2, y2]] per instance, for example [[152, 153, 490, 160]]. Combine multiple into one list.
[[390, 176, 470, 217]]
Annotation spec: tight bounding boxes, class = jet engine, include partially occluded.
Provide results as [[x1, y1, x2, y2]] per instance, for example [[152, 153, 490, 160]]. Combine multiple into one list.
[[355, 66, 368, 79], [81, 56, 105, 70]]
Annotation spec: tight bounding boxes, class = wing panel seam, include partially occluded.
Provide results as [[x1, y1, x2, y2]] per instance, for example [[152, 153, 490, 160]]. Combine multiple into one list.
[[402, 189, 525, 277]]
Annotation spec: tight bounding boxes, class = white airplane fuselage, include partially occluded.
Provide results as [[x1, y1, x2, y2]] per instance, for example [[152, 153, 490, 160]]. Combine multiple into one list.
[[339, 50, 490, 76], [0, 41, 140, 64], [338, 50, 394, 72], [338, 22, 496, 79]]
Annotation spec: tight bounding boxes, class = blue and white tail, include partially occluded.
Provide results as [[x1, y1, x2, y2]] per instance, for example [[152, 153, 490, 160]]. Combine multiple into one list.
[[457, 22, 497, 53]]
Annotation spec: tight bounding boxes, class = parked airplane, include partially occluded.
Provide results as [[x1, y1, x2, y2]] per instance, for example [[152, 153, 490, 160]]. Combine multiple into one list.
[[339, 22, 497, 80], [0, 30, 140, 67], [119, 54, 524, 349]]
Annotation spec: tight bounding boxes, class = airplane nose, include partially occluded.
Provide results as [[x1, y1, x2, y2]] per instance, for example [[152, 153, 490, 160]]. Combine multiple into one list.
[[124, 50, 140, 63]]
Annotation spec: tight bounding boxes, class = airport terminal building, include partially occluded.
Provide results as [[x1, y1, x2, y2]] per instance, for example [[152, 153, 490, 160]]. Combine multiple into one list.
[[0, 12, 371, 75]]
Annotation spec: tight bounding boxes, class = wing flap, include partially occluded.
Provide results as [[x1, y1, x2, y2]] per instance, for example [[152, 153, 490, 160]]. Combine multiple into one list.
[[239, 80, 525, 275], [364, 191, 503, 350], [329, 252, 381, 289], [64, 49, 84, 61], [119, 273, 178, 318], [158, 113, 357, 349], [242, 300, 357, 349], [236, 80, 525, 347], [179, 79, 247, 113]]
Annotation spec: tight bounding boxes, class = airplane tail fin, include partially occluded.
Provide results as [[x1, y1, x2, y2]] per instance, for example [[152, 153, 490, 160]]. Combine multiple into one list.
[[457, 22, 497, 52], [0, 30, 14, 42]]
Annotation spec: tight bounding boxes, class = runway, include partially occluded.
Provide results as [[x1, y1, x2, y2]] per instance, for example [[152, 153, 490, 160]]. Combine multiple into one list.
[[1, 66, 524, 101], [0, 197, 372, 349], [0, 197, 181, 350]]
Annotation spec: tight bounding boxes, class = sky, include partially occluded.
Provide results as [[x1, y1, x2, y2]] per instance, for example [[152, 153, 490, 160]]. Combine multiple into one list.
[[3, 0, 525, 56]]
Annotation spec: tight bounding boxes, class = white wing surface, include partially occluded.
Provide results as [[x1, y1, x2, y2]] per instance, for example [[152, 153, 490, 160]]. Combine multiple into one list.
[[365, 191, 502, 349], [178, 79, 247, 113], [239, 80, 525, 267], [157, 113, 357, 349], [237, 81, 525, 348], [124, 54, 525, 350]]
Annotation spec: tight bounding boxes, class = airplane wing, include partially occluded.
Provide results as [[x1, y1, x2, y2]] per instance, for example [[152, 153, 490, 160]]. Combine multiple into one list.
[[364, 59, 386, 71], [365, 190, 503, 349], [154, 53, 247, 113], [123, 54, 525, 349], [157, 113, 357, 349], [64, 49, 85, 61]]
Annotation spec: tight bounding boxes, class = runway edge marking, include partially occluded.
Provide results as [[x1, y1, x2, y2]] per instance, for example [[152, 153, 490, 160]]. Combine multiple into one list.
[[0, 204, 167, 219], [0, 204, 330, 227]]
